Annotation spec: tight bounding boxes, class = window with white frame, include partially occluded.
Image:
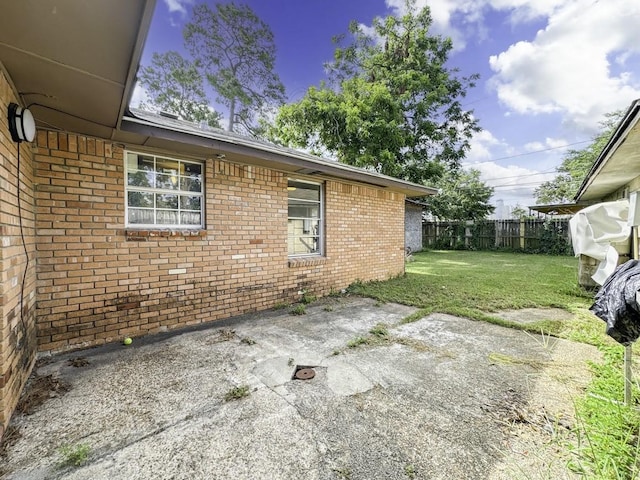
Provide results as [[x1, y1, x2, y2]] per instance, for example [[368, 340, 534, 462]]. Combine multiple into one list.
[[288, 179, 323, 256], [125, 151, 204, 228]]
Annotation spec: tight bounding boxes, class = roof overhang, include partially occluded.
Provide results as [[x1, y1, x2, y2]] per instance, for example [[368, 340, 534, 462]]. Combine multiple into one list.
[[575, 99, 640, 202], [0, 0, 155, 140], [528, 203, 591, 216], [118, 111, 437, 198]]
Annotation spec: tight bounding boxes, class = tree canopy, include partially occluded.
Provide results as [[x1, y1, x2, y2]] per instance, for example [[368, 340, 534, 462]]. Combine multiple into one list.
[[534, 111, 623, 204], [426, 169, 495, 221], [138, 51, 221, 127], [184, 2, 286, 135], [510, 205, 533, 220], [268, 0, 479, 185]]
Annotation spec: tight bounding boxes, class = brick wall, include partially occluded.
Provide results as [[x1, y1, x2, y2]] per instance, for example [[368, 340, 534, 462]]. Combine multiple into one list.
[[34, 131, 405, 353], [0, 69, 38, 436]]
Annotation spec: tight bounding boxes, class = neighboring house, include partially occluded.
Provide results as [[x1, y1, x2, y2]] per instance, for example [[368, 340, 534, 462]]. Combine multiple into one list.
[[573, 99, 640, 286], [405, 199, 425, 253], [528, 203, 586, 218], [575, 99, 640, 208], [0, 2, 435, 436]]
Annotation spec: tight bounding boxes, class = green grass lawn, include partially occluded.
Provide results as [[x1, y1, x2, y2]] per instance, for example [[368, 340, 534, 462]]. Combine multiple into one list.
[[349, 249, 610, 346]]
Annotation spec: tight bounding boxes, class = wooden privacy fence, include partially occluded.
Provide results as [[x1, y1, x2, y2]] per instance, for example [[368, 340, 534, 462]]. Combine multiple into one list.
[[423, 219, 573, 255]]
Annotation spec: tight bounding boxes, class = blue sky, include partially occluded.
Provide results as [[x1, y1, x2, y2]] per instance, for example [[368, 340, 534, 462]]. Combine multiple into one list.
[[133, 0, 640, 211]]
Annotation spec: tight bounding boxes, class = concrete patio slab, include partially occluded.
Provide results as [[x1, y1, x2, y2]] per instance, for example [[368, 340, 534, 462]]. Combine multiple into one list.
[[0, 297, 600, 479]]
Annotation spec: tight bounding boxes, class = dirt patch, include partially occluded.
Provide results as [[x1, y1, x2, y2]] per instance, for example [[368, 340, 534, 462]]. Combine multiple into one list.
[[67, 357, 90, 368], [204, 329, 237, 345], [493, 307, 574, 325], [15, 374, 70, 416], [483, 388, 531, 425], [0, 424, 21, 457]]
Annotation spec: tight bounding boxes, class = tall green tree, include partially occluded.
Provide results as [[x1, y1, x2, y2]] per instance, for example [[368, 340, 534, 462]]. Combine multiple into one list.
[[269, 0, 479, 185], [535, 111, 623, 204], [511, 204, 532, 220], [183, 3, 286, 135], [139, 51, 221, 127], [426, 169, 495, 221]]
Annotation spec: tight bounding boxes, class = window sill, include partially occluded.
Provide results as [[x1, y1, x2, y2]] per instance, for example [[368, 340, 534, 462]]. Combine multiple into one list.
[[288, 256, 327, 268], [125, 229, 207, 241]]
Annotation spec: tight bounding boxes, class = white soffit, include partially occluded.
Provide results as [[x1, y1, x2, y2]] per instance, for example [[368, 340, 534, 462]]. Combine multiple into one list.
[[0, 0, 155, 139]]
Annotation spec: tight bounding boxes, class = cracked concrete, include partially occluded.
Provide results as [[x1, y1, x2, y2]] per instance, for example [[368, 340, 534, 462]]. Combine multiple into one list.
[[0, 297, 599, 479]]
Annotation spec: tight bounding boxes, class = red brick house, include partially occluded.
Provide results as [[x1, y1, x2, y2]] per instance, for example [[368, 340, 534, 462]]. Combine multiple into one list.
[[0, 1, 434, 436]]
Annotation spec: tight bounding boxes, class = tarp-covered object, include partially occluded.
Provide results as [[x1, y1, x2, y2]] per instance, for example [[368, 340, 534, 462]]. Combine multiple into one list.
[[591, 260, 640, 345], [569, 200, 631, 285]]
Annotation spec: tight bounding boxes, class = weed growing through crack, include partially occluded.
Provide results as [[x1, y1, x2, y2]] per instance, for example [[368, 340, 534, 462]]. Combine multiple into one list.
[[369, 323, 389, 338], [290, 304, 306, 315], [287, 357, 294, 367], [273, 302, 289, 310], [487, 352, 545, 370], [524, 328, 554, 349], [404, 464, 416, 479], [224, 385, 250, 402], [323, 305, 334, 312], [346, 324, 389, 348], [347, 336, 370, 348], [345, 324, 444, 355], [58, 443, 90, 468], [240, 337, 256, 345]]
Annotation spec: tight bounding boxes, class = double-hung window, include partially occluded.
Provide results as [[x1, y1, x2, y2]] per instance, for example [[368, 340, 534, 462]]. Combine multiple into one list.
[[125, 151, 204, 228], [288, 179, 323, 256]]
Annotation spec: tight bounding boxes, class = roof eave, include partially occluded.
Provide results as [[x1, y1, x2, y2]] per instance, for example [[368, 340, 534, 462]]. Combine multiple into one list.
[[115, 1, 157, 136], [574, 99, 640, 201], [118, 115, 437, 197]]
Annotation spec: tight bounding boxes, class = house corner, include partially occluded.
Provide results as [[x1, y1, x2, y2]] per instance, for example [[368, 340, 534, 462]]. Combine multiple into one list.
[[0, 66, 38, 437]]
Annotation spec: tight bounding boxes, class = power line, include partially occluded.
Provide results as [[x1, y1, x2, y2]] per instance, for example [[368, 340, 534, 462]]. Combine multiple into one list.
[[461, 96, 491, 107], [480, 167, 557, 182], [492, 180, 550, 189], [469, 140, 591, 165]]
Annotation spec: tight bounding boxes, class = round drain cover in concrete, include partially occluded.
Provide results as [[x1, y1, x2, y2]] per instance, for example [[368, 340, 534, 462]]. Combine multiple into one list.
[[295, 368, 315, 380]]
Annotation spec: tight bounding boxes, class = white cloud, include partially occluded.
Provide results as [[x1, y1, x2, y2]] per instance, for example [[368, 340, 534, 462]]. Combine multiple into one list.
[[380, 0, 640, 133], [384, 0, 480, 50], [383, 0, 567, 50], [163, 0, 193, 16], [466, 129, 504, 162], [489, 0, 567, 24], [524, 141, 544, 152], [489, 0, 640, 132], [524, 137, 567, 152]]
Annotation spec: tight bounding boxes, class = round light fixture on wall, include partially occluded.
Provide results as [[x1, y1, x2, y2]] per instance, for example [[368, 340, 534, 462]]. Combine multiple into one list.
[[8, 103, 36, 143]]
